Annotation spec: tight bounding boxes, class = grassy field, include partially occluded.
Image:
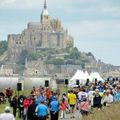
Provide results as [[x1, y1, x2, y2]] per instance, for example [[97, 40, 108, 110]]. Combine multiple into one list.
[[1, 88, 120, 120], [83, 103, 120, 120], [0, 87, 67, 120], [0, 90, 31, 120]]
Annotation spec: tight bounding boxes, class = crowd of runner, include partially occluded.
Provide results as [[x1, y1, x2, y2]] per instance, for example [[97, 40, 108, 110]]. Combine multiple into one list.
[[0, 78, 120, 120]]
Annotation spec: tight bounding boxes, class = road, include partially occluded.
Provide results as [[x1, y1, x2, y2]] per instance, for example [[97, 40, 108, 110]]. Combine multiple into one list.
[[47, 110, 82, 120], [58, 110, 82, 120]]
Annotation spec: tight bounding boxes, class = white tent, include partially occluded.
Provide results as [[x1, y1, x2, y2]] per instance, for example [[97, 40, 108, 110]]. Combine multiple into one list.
[[84, 71, 90, 80], [89, 72, 104, 82], [69, 70, 104, 87], [69, 70, 87, 87]]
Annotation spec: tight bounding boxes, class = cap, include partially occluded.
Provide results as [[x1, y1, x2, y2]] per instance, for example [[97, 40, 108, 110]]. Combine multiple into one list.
[[52, 96, 57, 100], [5, 106, 10, 112]]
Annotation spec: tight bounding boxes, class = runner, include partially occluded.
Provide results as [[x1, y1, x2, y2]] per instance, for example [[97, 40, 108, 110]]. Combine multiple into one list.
[[68, 90, 76, 118]]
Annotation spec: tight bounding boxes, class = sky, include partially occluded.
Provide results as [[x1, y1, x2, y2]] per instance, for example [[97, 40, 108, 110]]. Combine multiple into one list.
[[0, 0, 120, 66]]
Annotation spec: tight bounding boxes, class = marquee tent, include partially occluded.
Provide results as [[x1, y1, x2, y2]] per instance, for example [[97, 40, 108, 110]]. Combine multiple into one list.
[[89, 72, 104, 82], [69, 70, 104, 87], [69, 70, 88, 87], [84, 71, 90, 80]]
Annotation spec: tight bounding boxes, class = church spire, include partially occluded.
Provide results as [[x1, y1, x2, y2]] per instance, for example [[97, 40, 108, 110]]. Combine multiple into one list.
[[42, 0, 48, 16], [41, 0, 50, 25], [44, 0, 47, 9]]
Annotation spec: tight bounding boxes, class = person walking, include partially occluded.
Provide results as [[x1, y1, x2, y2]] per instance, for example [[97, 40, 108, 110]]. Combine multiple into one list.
[[93, 89, 102, 109], [60, 98, 67, 118], [27, 97, 37, 120], [18, 95, 24, 119], [10, 95, 18, 118], [50, 96, 59, 120], [78, 97, 90, 115], [23, 97, 32, 120], [0, 106, 15, 120], [36, 100, 49, 120], [68, 90, 76, 118]]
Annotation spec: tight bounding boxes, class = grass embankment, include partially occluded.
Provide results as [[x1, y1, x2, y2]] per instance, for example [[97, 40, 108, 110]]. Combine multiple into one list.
[[83, 103, 120, 120]]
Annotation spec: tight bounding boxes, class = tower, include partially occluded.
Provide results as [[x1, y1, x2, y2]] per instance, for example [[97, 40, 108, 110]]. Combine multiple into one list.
[[41, 0, 50, 26]]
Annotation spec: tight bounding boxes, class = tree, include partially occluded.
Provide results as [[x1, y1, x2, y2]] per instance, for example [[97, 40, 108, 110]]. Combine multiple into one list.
[[86, 52, 94, 58], [18, 50, 28, 64], [28, 52, 40, 60], [45, 58, 64, 65], [69, 47, 80, 60], [0, 41, 8, 55]]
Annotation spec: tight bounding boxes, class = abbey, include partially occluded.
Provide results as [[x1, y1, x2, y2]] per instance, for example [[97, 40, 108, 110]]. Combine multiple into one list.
[[8, 0, 73, 62]]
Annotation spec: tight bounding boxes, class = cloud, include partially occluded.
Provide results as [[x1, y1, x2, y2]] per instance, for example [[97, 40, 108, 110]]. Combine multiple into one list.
[[0, 0, 16, 6], [67, 20, 120, 40], [0, 0, 43, 9], [0, 0, 120, 20], [0, 0, 105, 9], [64, 19, 120, 65], [100, 6, 120, 16]]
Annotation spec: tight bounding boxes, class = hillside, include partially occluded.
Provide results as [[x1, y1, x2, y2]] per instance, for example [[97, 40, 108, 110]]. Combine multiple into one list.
[[18, 47, 119, 74], [0, 40, 120, 77]]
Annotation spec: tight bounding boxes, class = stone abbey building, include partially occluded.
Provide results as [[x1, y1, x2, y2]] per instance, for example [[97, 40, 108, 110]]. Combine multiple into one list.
[[8, 0, 73, 62]]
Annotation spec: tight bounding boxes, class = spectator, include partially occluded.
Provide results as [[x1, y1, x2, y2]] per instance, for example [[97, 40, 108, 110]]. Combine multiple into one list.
[[0, 106, 15, 120]]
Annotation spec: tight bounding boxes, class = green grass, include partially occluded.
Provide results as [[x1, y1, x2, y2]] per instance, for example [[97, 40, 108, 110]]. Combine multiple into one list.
[[82, 103, 120, 120], [0, 86, 67, 120], [1, 87, 120, 120], [1, 102, 120, 120], [0, 89, 32, 120], [2, 87, 120, 120]]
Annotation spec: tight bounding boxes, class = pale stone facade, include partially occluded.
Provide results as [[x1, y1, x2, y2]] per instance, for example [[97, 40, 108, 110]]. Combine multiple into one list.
[[0, 64, 18, 76], [8, 0, 73, 62], [24, 60, 55, 77]]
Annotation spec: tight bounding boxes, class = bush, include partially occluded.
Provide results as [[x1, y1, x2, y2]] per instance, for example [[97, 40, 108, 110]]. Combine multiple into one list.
[[0, 41, 8, 55], [45, 58, 64, 65]]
